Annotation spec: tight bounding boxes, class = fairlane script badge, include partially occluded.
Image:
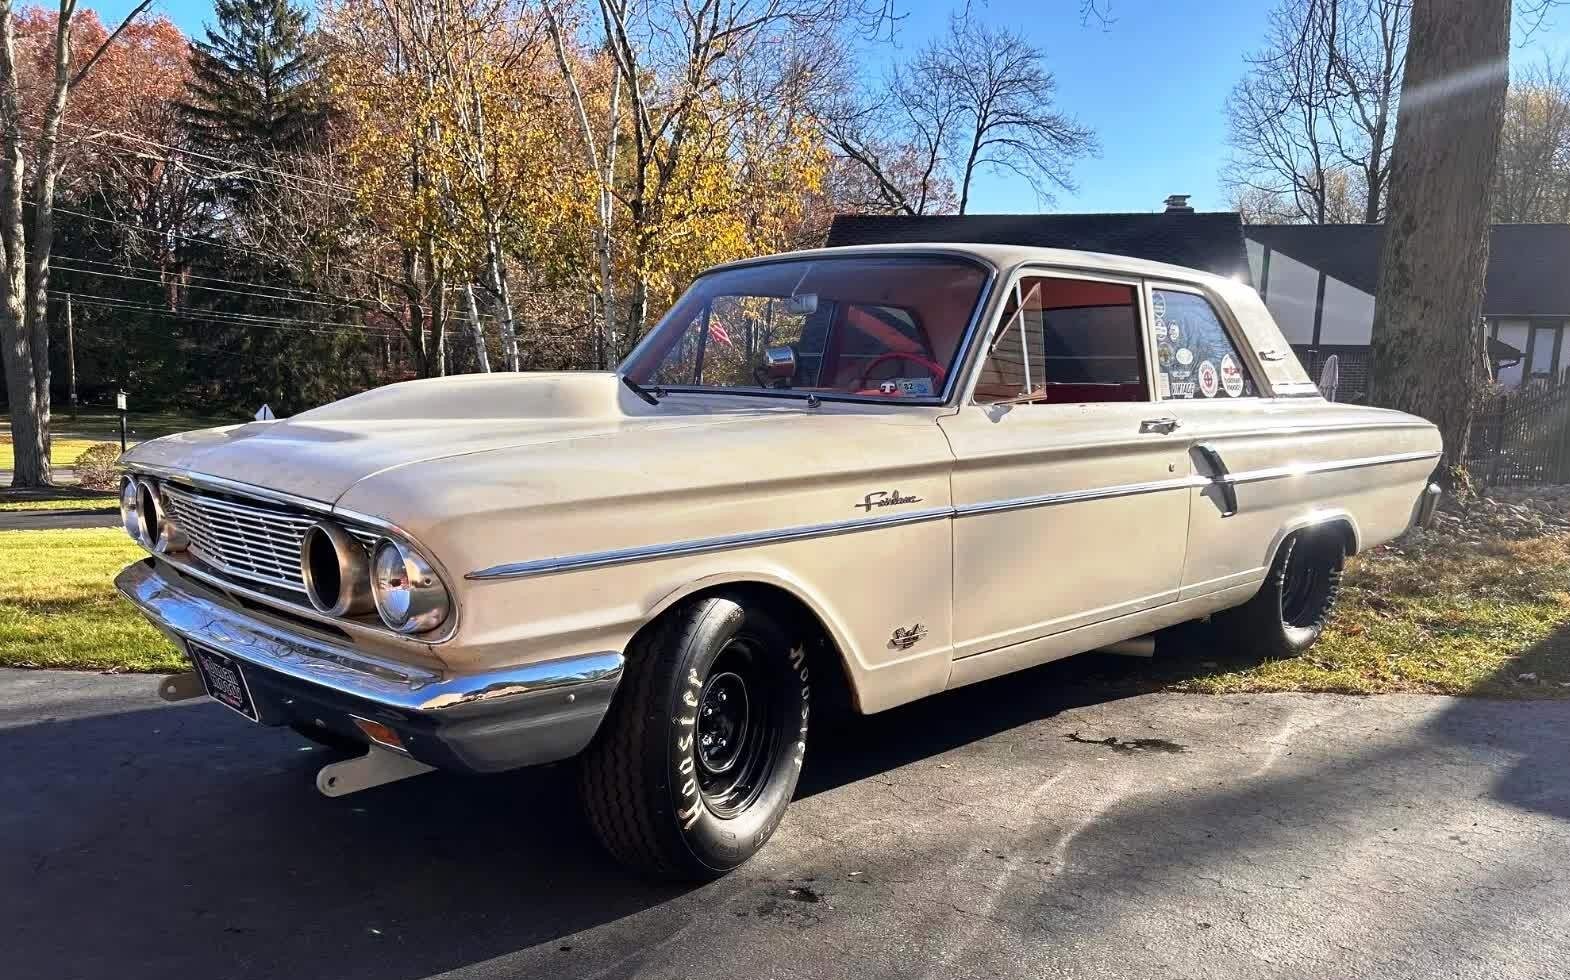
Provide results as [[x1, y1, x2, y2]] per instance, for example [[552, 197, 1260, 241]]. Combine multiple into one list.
[[888, 623, 928, 650], [856, 489, 923, 512]]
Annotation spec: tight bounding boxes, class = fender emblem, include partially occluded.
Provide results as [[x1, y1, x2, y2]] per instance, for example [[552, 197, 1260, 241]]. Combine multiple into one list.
[[857, 489, 922, 512], [889, 623, 928, 650]]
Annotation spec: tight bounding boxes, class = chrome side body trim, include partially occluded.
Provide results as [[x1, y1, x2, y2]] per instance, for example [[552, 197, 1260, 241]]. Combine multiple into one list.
[[467, 505, 954, 581], [952, 475, 1208, 518], [116, 559, 622, 771], [468, 449, 1442, 581], [1220, 450, 1441, 486]]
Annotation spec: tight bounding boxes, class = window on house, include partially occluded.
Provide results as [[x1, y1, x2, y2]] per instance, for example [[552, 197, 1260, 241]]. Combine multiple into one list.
[[1152, 288, 1258, 400], [1530, 322, 1562, 380], [973, 276, 1147, 404]]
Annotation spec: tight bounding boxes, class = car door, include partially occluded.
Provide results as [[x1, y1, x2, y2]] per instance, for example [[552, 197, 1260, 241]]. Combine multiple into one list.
[[938, 269, 1192, 661], [1143, 281, 1332, 599]]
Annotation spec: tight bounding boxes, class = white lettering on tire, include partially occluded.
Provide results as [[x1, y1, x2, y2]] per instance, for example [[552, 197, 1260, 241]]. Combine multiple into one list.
[[675, 666, 706, 830]]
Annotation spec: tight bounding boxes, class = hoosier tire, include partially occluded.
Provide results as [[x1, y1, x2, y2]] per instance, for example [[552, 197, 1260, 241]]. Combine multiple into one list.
[[1220, 529, 1346, 659], [577, 594, 810, 880]]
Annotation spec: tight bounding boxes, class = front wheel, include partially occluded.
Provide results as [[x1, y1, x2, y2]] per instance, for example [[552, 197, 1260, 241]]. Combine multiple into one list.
[[1219, 530, 1346, 658], [578, 594, 809, 880]]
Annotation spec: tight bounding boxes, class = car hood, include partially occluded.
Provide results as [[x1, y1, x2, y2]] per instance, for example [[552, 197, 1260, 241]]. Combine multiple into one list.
[[121, 372, 797, 504]]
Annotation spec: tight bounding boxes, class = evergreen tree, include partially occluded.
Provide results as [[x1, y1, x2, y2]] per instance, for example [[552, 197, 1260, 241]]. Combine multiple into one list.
[[180, 0, 323, 171]]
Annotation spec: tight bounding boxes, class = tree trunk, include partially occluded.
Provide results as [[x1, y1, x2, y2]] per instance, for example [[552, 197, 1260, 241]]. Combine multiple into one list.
[[1369, 0, 1511, 473], [484, 243, 518, 371], [0, 1, 38, 486], [24, 9, 73, 478], [463, 282, 490, 373]]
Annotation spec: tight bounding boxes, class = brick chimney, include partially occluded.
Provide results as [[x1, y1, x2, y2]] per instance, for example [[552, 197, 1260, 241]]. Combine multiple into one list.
[[1163, 194, 1194, 214]]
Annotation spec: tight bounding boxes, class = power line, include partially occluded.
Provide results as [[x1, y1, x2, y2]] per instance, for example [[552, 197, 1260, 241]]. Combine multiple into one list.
[[51, 205, 536, 306], [57, 291, 403, 336], [49, 118, 362, 199], [52, 259, 373, 311], [53, 254, 386, 307]]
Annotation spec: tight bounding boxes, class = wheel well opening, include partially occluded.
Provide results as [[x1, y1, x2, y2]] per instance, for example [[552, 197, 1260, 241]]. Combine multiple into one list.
[[1278, 520, 1356, 569], [633, 582, 860, 715], [1318, 519, 1357, 556]]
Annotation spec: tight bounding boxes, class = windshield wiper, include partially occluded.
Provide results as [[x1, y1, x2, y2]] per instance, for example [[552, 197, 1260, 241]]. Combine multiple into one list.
[[620, 373, 661, 406]]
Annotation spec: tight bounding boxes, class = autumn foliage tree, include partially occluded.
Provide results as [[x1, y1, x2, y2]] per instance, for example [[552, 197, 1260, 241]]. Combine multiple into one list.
[[0, 0, 158, 487]]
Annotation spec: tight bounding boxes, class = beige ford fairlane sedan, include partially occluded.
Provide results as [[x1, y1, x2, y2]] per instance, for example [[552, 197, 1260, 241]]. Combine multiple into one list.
[[116, 243, 1442, 879]]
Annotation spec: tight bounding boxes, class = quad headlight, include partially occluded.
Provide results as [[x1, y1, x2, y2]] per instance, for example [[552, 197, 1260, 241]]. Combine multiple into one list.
[[300, 521, 374, 617], [119, 475, 145, 544], [120, 475, 185, 554], [370, 537, 450, 634]]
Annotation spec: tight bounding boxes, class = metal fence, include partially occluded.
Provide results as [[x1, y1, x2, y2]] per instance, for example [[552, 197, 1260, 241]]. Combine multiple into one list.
[[1469, 369, 1570, 486]]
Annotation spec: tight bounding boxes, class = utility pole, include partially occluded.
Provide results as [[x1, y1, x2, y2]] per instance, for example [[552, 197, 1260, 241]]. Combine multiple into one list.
[[64, 293, 77, 418]]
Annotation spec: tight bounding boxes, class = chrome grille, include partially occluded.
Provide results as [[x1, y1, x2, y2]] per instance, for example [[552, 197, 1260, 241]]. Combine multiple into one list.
[[162, 484, 377, 593]]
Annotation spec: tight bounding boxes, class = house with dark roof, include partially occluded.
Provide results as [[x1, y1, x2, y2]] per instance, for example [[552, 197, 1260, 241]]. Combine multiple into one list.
[[825, 206, 1255, 282], [1246, 223, 1570, 395], [824, 203, 1570, 400]]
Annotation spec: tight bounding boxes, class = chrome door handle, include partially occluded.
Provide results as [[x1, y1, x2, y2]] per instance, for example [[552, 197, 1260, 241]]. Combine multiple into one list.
[[1140, 417, 1181, 434]]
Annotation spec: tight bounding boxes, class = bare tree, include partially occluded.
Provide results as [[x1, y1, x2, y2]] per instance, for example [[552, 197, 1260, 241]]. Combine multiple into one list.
[[1492, 56, 1570, 222], [1369, 0, 1511, 473], [1223, 0, 1407, 225], [825, 14, 1095, 215]]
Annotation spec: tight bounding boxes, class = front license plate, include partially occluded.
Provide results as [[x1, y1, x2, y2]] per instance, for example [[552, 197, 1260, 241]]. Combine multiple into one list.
[[188, 643, 260, 722]]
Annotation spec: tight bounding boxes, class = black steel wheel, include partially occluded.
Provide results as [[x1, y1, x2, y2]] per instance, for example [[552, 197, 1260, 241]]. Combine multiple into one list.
[[578, 593, 809, 880]]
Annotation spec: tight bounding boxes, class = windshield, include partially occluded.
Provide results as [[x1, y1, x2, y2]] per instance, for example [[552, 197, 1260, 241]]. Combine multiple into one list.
[[621, 255, 991, 400]]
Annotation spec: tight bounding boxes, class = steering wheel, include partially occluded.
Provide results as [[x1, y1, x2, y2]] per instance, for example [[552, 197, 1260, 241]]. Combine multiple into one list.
[[858, 351, 947, 390]]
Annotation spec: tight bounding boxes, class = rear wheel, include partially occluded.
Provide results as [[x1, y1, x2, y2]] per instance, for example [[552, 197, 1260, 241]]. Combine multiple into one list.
[[578, 594, 809, 880], [1220, 530, 1346, 658]]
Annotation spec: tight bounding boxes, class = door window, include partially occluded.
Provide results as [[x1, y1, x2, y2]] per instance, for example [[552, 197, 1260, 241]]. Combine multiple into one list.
[[1151, 288, 1258, 400], [973, 276, 1147, 404]]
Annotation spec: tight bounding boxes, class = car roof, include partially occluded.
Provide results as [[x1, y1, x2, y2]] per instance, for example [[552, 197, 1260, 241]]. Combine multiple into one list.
[[702, 241, 1242, 290]]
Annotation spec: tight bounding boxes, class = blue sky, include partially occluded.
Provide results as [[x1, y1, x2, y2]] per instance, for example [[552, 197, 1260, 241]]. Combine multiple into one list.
[[95, 0, 1570, 215]]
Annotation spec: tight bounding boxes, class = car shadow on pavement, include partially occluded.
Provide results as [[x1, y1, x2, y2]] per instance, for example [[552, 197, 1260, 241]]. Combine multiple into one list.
[[6, 629, 1567, 980], [2, 651, 1168, 980], [1, 701, 688, 980]]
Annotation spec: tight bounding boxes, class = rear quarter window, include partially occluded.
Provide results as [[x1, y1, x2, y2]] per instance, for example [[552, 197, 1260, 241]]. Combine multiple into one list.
[[1152, 289, 1258, 400]]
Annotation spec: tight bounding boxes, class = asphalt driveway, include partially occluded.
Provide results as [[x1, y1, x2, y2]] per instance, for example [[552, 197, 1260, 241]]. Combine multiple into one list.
[[3, 661, 1567, 980]]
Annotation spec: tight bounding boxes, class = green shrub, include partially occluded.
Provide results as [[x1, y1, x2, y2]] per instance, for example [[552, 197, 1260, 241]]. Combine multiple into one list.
[[72, 442, 121, 490]]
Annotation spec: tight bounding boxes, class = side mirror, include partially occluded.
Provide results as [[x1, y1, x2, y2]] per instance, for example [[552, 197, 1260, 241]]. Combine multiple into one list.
[[762, 345, 797, 383]]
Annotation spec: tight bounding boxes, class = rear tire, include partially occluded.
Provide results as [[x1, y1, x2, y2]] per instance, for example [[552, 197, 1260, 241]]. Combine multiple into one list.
[[1220, 530, 1346, 658], [578, 594, 809, 880]]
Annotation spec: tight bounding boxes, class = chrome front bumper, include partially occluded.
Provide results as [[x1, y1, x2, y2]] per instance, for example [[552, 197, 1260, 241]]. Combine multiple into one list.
[[115, 559, 624, 772]]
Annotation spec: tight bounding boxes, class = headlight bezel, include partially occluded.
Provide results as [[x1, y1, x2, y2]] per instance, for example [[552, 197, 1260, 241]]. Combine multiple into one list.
[[300, 520, 375, 617], [119, 475, 144, 545], [370, 536, 451, 634], [124, 475, 186, 554]]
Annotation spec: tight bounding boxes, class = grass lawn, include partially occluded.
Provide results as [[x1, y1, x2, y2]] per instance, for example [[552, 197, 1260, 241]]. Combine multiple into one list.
[[0, 436, 104, 470], [0, 496, 116, 512], [0, 409, 236, 471], [1166, 531, 1570, 698], [0, 528, 180, 672]]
